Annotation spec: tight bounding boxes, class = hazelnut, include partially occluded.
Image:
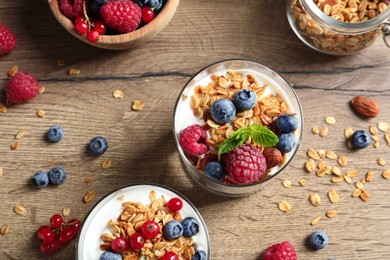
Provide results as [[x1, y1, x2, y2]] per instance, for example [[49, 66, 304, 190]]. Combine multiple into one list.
[[263, 147, 283, 168]]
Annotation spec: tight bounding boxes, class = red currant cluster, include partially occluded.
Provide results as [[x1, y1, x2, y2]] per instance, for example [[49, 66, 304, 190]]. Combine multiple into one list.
[[74, 17, 107, 44], [37, 214, 81, 254], [103, 197, 183, 260]]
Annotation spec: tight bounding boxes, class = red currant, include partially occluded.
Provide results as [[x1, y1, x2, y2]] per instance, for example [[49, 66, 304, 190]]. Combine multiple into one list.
[[167, 198, 183, 212], [129, 232, 144, 251], [50, 237, 64, 251], [75, 18, 89, 35], [141, 220, 160, 239], [111, 237, 127, 253], [50, 214, 63, 229], [162, 252, 179, 260], [93, 20, 107, 35], [87, 30, 100, 44], [40, 242, 55, 254], [58, 227, 75, 244], [37, 226, 55, 244], [67, 218, 82, 233], [141, 6, 155, 24]]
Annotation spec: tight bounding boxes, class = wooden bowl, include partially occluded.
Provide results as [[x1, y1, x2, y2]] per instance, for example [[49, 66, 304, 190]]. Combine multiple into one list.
[[48, 0, 180, 50]]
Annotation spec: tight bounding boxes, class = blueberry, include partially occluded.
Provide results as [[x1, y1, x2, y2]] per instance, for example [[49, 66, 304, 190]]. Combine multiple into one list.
[[147, 0, 164, 12], [48, 167, 67, 185], [47, 125, 64, 143], [99, 251, 122, 260], [95, 0, 109, 4], [276, 114, 299, 133], [32, 171, 49, 188], [210, 98, 236, 124], [351, 130, 370, 149], [87, 136, 108, 155], [181, 217, 199, 237], [192, 250, 207, 260], [276, 132, 296, 153], [90, 2, 102, 13], [164, 220, 183, 240], [309, 230, 328, 250], [134, 0, 149, 6], [233, 89, 257, 111], [204, 162, 226, 181]]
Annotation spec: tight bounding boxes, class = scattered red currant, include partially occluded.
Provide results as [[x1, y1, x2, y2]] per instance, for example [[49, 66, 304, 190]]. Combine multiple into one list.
[[141, 6, 155, 24], [162, 251, 179, 260], [37, 226, 55, 244], [93, 20, 107, 35], [129, 232, 144, 251], [87, 30, 100, 43], [75, 17, 89, 35], [58, 227, 75, 244], [50, 214, 63, 229], [141, 220, 160, 239], [111, 237, 127, 253], [68, 218, 82, 234], [40, 243, 55, 254], [167, 198, 183, 212]]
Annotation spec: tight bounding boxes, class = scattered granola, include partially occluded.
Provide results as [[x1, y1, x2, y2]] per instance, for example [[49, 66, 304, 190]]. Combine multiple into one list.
[[325, 116, 336, 125], [0, 104, 6, 113], [68, 68, 80, 76], [311, 216, 321, 226], [7, 65, 18, 77], [15, 129, 27, 139], [39, 86, 45, 94], [0, 224, 10, 235], [36, 109, 46, 118], [10, 142, 20, 150], [309, 193, 321, 207], [132, 100, 144, 111], [102, 159, 112, 169], [85, 177, 94, 185], [382, 170, 390, 179], [63, 207, 70, 217], [282, 179, 292, 188], [377, 158, 386, 166], [326, 210, 337, 218], [113, 90, 124, 99], [328, 189, 339, 204], [278, 201, 292, 213], [13, 205, 27, 216], [57, 59, 65, 67], [83, 190, 95, 203]]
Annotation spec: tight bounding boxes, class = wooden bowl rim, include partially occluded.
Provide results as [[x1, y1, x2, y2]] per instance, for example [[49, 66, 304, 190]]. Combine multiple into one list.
[[48, 0, 180, 44]]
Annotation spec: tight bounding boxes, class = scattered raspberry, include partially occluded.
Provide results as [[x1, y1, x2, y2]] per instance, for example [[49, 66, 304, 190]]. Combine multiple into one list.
[[6, 72, 39, 104], [225, 144, 266, 184], [60, 0, 86, 19], [263, 241, 297, 260], [179, 125, 209, 156], [0, 23, 16, 55], [100, 0, 141, 33]]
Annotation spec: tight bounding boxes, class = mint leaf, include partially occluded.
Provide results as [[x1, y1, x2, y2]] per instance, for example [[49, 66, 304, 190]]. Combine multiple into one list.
[[249, 124, 279, 147], [218, 127, 250, 154]]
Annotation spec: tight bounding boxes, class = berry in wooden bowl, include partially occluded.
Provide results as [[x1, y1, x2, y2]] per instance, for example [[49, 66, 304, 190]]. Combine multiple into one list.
[[48, 0, 180, 50], [173, 59, 303, 197]]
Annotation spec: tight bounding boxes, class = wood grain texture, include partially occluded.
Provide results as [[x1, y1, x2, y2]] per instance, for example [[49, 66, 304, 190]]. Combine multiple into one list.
[[0, 0, 390, 259]]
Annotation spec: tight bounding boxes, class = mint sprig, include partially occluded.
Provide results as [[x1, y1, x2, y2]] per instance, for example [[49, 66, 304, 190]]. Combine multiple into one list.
[[218, 124, 279, 154]]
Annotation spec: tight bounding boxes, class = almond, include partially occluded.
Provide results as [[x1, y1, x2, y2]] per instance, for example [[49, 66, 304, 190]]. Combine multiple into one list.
[[351, 96, 380, 118]]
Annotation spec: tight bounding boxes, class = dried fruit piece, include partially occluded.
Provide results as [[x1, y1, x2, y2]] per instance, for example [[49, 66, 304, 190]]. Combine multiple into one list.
[[311, 216, 321, 225], [309, 193, 321, 207], [351, 96, 380, 118], [13, 205, 27, 216], [278, 201, 292, 212], [328, 189, 339, 203]]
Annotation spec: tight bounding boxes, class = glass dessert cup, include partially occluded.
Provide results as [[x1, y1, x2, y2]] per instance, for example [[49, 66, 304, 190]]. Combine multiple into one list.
[[173, 59, 303, 197]]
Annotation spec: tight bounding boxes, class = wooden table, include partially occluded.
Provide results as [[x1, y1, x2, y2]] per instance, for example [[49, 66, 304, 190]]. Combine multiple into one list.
[[1, 0, 390, 259]]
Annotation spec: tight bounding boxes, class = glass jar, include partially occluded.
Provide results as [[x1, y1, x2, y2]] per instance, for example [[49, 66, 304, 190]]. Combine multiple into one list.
[[287, 0, 390, 55]]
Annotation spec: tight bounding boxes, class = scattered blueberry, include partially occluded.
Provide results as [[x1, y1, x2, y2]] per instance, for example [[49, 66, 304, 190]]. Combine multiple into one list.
[[47, 125, 65, 143], [276, 132, 296, 153], [147, 0, 160, 8], [192, 249, 207, 260], [276, 114, 299, 133], [48, 167, 67, 185], [87, 136, 108, 155], [309, 230, 329, 250], [134, 0, 149, 6], [210, 98, 236, 124], [181, 217, 199, 237], [32, 171, 49, 188], [164, 220, 183, 240], [99, 251, 122, 260], [351, 130, 370, 149], [204, 161, 226, 181], [233, 89, 257, 111]]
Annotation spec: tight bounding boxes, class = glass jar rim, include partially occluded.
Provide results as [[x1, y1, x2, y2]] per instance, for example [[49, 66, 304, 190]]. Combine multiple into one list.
[[301, 0, 390, 34]]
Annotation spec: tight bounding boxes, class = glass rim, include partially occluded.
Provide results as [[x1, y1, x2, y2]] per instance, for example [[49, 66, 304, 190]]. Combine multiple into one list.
[[301, 0, 390, 34]]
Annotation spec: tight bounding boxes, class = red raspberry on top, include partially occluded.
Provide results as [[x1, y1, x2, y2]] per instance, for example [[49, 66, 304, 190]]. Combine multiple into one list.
[[60, 0, 86, 19], [100, 0, 141, 33], [0, 23, 16, 55], [179, 124, 209, 157], [226, 144, 266, 184], [263, 241, 297, 260], [6, 72, 39, 104]]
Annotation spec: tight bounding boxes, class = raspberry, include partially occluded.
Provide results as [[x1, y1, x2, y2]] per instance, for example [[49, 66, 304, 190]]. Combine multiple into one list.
[[6, 72, 39, 104], [60, 0, 86, 19], [263, 241, 297, 260], [225, 144, 266, 184], [0, 23, 16, 55], [178, 125, 209, 156], [100, 0, 141, 33]]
